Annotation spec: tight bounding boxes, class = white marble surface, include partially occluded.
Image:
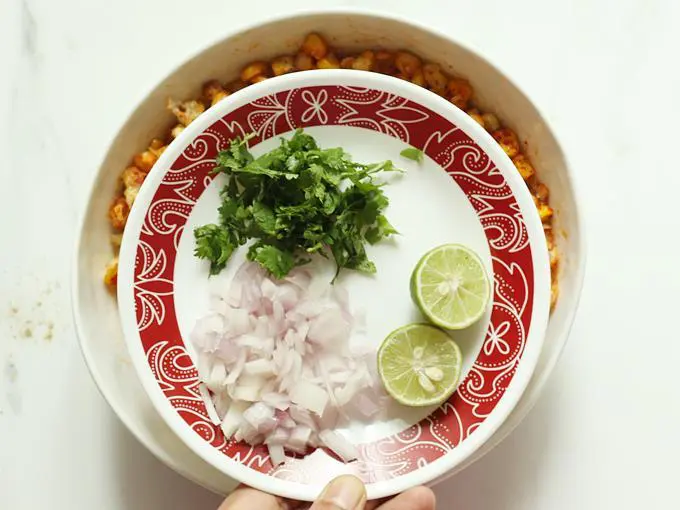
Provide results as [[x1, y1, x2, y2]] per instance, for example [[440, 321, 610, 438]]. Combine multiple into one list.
[[1, 0, 680, 508]]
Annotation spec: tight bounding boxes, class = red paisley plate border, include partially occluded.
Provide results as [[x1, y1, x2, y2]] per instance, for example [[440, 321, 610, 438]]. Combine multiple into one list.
[[118, 70, 550, 501]]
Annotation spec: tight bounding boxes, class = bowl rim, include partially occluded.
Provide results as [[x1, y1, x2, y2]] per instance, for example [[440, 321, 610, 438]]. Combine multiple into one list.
[[115, 68, 552, 501], [72, 6, 586, 497]]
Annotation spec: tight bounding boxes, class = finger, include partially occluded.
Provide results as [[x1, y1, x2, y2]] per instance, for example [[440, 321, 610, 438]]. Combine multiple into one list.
[[366, 486, 436, 510], [310, 475, 367, 510], [218, 485, 302, 510]]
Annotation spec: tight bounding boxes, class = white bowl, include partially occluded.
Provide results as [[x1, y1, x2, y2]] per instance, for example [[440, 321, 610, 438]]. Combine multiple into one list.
[[73, 8, 585, 496]]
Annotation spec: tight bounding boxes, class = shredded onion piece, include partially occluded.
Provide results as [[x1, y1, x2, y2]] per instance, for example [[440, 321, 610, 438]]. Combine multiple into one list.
[[319, 429, 359, 462], [268, 444, 286, 466], [198, 383, 222, 426], [221, 401, 248, 438]]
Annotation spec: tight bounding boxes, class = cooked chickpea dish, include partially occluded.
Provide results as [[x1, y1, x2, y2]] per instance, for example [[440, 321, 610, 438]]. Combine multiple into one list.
[[105, 33, 559, 308]]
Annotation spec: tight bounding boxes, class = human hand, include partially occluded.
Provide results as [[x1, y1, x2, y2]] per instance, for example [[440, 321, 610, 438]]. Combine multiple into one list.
[[218, 475, 436, 510]]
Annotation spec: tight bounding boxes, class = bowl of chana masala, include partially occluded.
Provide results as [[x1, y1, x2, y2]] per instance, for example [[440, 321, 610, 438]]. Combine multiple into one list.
[[73, 10, 585, 494]]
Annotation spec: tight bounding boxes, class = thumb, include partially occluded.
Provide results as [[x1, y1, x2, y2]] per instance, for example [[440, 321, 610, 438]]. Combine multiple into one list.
[[218, 485, 293, 510], [310, 475, 367, 510]]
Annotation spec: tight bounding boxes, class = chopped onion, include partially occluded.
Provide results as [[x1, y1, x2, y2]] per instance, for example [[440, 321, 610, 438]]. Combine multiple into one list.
[[267, 444, 286, 466], [353, 392, 381, 418], [191, 260, 379, 468], [290, 381, 328, 417], [221, 401, 248, 438], [288, 405, 317, 430], [206, 360, 227, 393], [231, 385, 261, 402], [319, 429, 359, 462], [265, 427, 290, 445], [198, 383, 222, 425], [316, 404, 340, 431], [243, 359, 275, 377], [262, 392, 290, 411], [235, 422, 261, 445], [243, 402, 277, 433], [335, 372, 369, 407], [214, 391, 231, 417], [224, 351, 246, 385], [275, 410, 297, 429], [308, 309, 350, 348], [289, 425, 312, 450], [191, 314, 224, 352]]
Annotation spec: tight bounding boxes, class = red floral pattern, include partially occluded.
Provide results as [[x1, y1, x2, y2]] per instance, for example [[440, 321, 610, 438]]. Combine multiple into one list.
[[130, 85, 536, 485]]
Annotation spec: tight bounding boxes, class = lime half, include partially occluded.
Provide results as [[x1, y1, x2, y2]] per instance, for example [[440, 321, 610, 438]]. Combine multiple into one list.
[[377, 324, 463, 407], [411, 244, 490, 330]]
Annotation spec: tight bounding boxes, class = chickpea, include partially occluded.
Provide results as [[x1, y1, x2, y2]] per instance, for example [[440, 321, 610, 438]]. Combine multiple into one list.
[[108, 197, 129, 231], [492, 128, 520, 158], [271, 55, 295, 76], [535, 182, 549, 201], [171, 124, 185, 139], [422, 63, 447, 95], [537, 203, 554, 221], [203, 80, 229, 106], [133, 150, 157, 172], [295, 52, 314, 71], [512, 154, 536, 180], [301, 33, 328, 60], [482, 112, 500, 132], [544, 226, 555, 248], [352, 50, 375, 71], [149, 141, 167, 158], [317, 53, 340, 69], [103, 258, 118, 290], [447, 78, 473, 110], [212, 91, 228, 106], [340, 56, 355, 69], [167, 99, 205, 126], [226, 79, 248, 93], [241, 61, 270, 82], [395, 51, 421, 77], [124, 185, 139, 208], [411, 69, 426, 87], [374, 50, 397, 75], [466, 109, 485, 128], [121, 166, 146, 189]]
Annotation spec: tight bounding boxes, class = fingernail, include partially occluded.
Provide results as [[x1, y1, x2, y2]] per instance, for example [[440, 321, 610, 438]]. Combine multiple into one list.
[[317, 475, 366, 510]]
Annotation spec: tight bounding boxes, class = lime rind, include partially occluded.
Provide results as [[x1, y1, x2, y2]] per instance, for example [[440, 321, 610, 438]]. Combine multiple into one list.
[[377, 323, 463, 407], [411, 244, 490, 330]]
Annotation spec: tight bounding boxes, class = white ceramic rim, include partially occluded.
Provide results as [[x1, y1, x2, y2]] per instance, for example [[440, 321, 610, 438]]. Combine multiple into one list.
[[116, 69, 551, 501]]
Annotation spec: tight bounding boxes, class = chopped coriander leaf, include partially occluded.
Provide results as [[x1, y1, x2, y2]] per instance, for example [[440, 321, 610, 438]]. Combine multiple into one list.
[[194, 129, 401, 278], [400, 147, 424, 163], [365, 215, 399, 244], [194, 224, 238, 275], [248, 242, 296, 279]]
